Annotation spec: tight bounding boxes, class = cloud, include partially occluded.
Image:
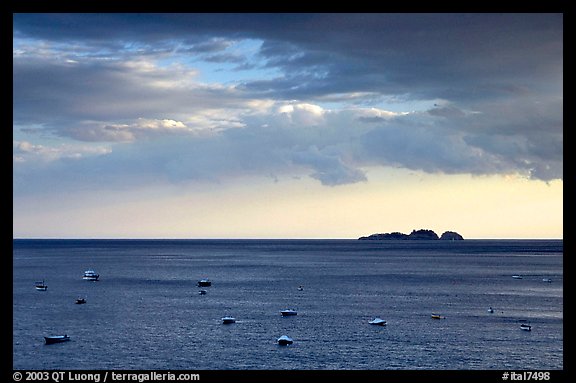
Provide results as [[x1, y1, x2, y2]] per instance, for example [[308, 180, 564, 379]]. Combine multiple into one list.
[[291, 145, 367, 186], [13, 140, 113, 194], [13, 96, 562, 196], [360, 98, 563, 181], [13, 13, 563, 193], [14, 14, 562, 100], [12, 53, 258, 141], [13, 140, 111, 162], [277, 103, 326, 126], [61, 119, 191, 142], [13, 55, 220, 123]]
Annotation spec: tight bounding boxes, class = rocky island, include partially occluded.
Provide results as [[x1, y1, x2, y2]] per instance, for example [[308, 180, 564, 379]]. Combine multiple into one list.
[[358, 229, 464, 240]]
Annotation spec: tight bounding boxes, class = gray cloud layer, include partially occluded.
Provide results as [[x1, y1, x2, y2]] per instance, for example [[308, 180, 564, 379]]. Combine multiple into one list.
[[13, 13, 563, 193]]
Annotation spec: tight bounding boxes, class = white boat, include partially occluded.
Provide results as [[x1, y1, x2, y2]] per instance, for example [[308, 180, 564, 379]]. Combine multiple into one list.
[[197, 279, 211, 287], [198, 290, 207, 295], [520, 323, 532, 331], [277, 335, 293, 345], [487, 307, 494, 313], [35, 280, 48, 291], [44, 335, 70, 344], [431, 313, 446, 319], [512, 275, 523, 279], [368, 317, 387, 326], [280, 309, 297, 316], [542, 278, 552, 283], [297, 285, 304, 291], [83, 270, 99, 281], [221, 316, 236, 324]]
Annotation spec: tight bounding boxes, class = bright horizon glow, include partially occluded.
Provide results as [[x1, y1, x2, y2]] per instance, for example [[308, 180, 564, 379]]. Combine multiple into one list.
[[13, 168, 563, 240]]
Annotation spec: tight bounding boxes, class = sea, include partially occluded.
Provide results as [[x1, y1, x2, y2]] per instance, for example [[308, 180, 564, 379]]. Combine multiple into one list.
[[12, 239, 563, 374]]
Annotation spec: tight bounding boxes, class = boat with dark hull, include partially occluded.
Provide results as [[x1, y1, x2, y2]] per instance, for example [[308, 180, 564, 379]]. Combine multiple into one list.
[[35, 280, 48, 291], [277, 335, 293, 345], [197, 279, 212, 287], [280, 309, 297, 317], [44, 335, 70, 344]]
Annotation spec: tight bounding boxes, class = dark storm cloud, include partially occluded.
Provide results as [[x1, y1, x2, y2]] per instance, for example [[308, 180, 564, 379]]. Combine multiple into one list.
[[13, 13, 563, 185], [14, 13, 562, 100]]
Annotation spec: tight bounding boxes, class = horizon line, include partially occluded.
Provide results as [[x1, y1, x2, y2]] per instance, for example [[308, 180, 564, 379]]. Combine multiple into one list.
[[12, 237, 563, 241]]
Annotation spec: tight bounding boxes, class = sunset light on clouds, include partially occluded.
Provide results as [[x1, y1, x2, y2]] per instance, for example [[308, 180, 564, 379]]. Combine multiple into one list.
[[13, 13, 563, 239]]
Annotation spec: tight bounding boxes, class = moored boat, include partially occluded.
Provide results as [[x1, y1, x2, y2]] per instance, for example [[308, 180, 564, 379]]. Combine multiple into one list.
[[83, 270, 99, 281], [197, 279, 211, 287], [520, 323, 532, 331], [280, 309, 297, 316], [368, 317, 387, 326], [431, 314, 445, 319], [35, 280, 48, 291], [75, 297, 86, 304], [221, 316, 236, 324], [277, 335, 293, 345], [44, 335, 70, 344]]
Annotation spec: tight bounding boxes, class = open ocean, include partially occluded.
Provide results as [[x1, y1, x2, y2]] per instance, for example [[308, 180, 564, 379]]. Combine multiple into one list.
[[13, 239, 563, 372]]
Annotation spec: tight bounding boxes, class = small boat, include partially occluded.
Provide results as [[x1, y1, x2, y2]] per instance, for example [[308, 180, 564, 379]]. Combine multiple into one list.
[[277, 335, 293, 345], [368, 317, 387, 326], [197, 279, 211, 287], [35, 280, 48, 291], [198, 290, 207, 295], [542, 278, 552, 283], [520, 324, 532, 331], [431, 314, 445, 319], [297, 285, 304, 291], [512, 275, 523, 279], [75, 297, 86, 304], [487, 307, 494, 313], [83, 270, 99, 281], [44, 335, 70, 344], [280, 309, 298, 316], [221, 316, 236, 324]]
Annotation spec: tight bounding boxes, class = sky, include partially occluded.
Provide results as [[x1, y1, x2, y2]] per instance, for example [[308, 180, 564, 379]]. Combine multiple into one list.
[[12, 13, 563, 239]]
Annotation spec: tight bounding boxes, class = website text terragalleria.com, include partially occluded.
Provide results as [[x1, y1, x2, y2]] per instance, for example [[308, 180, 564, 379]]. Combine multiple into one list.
[[111, 372, 199, 382]]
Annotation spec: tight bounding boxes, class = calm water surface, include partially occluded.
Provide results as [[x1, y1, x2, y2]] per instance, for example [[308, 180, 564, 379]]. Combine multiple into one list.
[[13, 239, 563, 370]]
